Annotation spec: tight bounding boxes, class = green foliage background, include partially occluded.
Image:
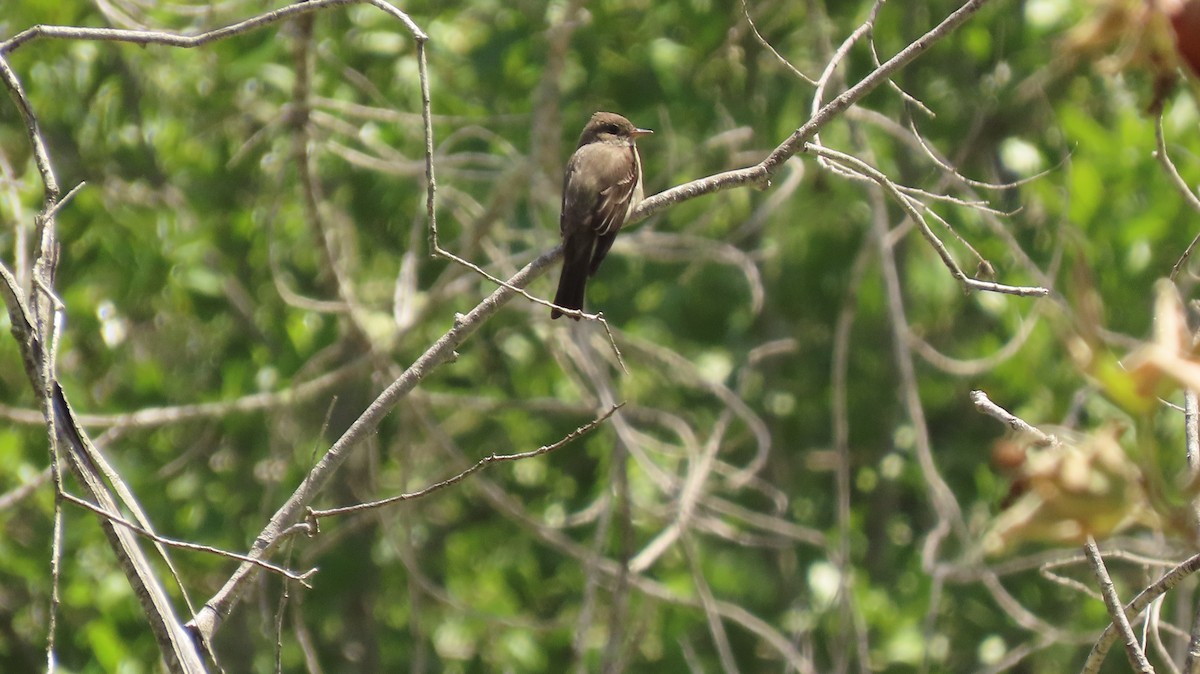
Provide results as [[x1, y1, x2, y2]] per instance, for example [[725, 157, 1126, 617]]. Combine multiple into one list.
[[3, 0, 1200, 672]]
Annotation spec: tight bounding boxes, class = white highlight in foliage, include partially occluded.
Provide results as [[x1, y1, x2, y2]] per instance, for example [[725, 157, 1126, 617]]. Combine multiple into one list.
[[1025, 0, 1069, 29], [97, 299, 128, 348], [807, 561, 841, 609], [999, 137, 1044, 178]]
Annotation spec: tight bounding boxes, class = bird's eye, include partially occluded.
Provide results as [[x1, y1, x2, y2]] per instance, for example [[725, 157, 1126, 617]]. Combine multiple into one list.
[[605, 123, 620, 134]]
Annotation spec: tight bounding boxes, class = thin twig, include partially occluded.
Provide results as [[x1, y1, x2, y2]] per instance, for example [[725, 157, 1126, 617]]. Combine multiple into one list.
[[1153, 112, 1200, 280], [910, 305, 1043, 376], [0, 358, 367, 429], [0, 466, 50, 509], [61, 491, 316, 585], [629, 411, 730, 573], [867, 153, 966, 549], [290, 11, 362, 323], [682, 535, 741, 674], [739, 0, 815, 84], [417, 32, 438, 253], [831, 238, 875, 671], [1185, 593, 1200, 674], [807, 143, 1048, 297], [809, 0, 880, 157], [46, 483, 62, 673], [970, 389, 1057, 444], [0, 55, 59, 199], [1149, 595, 1184, 674], [1040, 563, 1104, 603], [308, 404, 621, 519]]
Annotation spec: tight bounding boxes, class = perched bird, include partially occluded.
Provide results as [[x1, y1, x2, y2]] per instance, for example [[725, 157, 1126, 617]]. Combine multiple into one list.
[[551, 112, 652, 320]]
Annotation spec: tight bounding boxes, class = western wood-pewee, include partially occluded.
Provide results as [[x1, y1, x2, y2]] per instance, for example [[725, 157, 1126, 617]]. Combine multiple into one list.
[[550, 111, 652, 320]]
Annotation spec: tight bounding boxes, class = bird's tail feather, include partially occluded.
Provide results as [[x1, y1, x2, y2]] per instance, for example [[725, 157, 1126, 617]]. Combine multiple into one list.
[[551, 244, 591, 320]]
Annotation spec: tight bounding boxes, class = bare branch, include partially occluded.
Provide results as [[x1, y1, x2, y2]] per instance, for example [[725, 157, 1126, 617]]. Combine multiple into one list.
[[1085, 538, 1155, 673], [633, 0, 1001, 223], [0, 0, 427, 55], [189, 246, 561, 643], [1081, 553, 1200, 673]]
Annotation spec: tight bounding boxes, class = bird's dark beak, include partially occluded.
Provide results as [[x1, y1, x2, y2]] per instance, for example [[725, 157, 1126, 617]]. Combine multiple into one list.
[[632, 128, 654, 138]]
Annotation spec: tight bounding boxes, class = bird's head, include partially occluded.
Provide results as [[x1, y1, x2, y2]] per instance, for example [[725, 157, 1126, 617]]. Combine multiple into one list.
[[579, 111, 653, 147]]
